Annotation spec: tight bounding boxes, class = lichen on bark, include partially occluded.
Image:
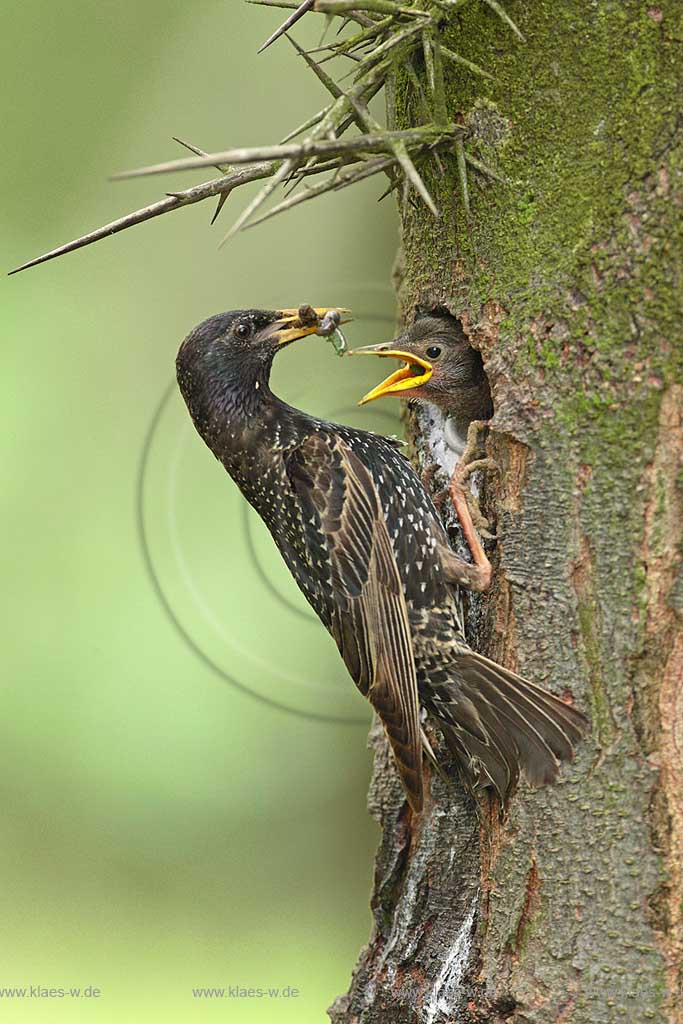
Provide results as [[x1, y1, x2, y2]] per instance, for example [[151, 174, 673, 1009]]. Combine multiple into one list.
[[332, 2, 683, 1022]]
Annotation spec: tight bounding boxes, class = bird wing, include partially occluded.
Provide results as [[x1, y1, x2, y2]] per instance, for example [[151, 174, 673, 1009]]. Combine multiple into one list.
[[286, 432, 423, 811]]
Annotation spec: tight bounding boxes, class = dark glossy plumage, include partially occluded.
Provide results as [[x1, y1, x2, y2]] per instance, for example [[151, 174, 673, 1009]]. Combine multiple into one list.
[[177, 309, 588, 811]]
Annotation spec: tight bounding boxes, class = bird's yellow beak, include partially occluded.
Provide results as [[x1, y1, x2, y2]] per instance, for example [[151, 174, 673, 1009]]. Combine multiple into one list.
[[271, 306, 352, 345], [351, 344, 433, 405]]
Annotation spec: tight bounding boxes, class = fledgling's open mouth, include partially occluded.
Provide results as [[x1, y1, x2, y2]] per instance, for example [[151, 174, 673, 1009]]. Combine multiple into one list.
[[350, 344, 433, 405]]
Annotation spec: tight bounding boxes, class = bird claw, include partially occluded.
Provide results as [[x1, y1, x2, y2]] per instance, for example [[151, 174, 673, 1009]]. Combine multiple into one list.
[[455, 455, 498, 539], [453, 420, 495, 480], [452, 421, 499, 528]]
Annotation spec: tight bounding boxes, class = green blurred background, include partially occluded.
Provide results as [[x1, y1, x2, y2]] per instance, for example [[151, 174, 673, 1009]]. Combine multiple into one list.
[[1, 2, 399, 1019]]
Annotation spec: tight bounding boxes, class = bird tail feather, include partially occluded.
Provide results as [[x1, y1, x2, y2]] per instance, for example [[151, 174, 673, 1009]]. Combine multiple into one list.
[[429, 651, 589, 805]]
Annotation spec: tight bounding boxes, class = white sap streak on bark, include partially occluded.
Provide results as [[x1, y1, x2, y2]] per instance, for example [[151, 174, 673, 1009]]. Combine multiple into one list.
[[422, 894, 478, 1024]]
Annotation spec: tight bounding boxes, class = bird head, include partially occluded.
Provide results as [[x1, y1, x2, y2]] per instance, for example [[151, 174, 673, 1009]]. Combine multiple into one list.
[[176, 306, 349, 427], [178, 307, 344, 374], [352, 308, 492, 427]]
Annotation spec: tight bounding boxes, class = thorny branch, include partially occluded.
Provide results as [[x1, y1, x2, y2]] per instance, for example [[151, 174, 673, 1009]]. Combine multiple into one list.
[[9, 0, 522, 275]]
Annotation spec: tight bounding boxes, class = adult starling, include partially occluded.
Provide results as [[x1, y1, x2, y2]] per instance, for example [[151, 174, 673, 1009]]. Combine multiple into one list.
[[176, 307, 587, 812], [354, 307, 497, 591]]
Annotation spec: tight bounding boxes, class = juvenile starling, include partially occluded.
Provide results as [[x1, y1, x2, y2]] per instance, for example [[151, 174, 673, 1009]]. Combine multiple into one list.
[[354, 307, 496, 591], [176, 307, 587, 812]]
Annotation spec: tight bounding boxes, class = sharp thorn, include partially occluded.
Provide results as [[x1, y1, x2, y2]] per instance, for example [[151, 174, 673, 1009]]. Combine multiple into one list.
[[440, 45, 494, 81], [455, 136, 470, 215], [257, 0, 315, 52], [173, 136, 207, 158], [210, 193, 229, 225], [286, 31, 343, 97], [481, 0, 525, 41], [463, 152, 507, 183], [173, 136, 232, 175], [218, 158, 296, 244]]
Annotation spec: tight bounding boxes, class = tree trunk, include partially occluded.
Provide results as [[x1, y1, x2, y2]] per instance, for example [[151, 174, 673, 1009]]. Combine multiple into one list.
[[330, 2, 683, 1021]]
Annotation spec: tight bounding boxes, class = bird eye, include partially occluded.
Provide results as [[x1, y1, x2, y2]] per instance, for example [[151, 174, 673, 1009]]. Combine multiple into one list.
[[235, 321, 252, 340], [425, 345, 442, 359]]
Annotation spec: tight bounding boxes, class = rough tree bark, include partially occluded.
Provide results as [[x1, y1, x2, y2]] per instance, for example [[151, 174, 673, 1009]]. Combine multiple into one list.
[[330, 3, 683, 1022]]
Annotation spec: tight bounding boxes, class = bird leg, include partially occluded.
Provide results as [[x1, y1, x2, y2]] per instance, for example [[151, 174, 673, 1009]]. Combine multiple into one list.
[[453, 460, 497, 538], [448, 419, 498, 592], [453, 419, 497, 531]]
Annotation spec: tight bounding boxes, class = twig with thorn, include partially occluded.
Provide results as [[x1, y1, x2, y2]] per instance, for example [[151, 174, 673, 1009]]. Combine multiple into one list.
[[8, 164, 275, 275], [315, 0, 429, 16], [173, 137, 233, 223], [246, 153, 398, 228], [9, 0, 518, 275], [111, 126, 459, 181]]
